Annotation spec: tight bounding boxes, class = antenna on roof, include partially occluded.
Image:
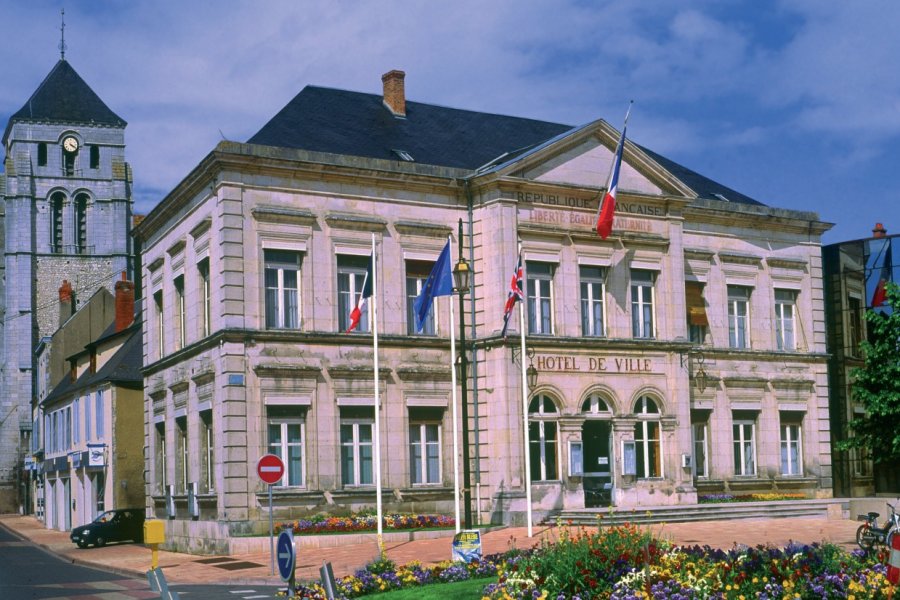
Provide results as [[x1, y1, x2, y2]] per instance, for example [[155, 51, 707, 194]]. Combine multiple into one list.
[[59, 8, 67, 60]]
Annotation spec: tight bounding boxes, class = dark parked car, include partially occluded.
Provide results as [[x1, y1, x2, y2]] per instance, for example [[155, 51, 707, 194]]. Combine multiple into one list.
[[70, 509, 145, 548]]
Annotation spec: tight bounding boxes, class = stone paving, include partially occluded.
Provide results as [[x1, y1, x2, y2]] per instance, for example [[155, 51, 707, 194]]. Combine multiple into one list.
[[0, 513, 862, 587]]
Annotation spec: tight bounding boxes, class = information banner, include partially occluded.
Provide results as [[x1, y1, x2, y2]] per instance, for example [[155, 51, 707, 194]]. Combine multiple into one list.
[[451, 529, 482, 563]]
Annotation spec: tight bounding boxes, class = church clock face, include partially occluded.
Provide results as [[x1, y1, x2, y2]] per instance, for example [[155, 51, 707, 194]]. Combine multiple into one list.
[[63, 136, 79, 152]]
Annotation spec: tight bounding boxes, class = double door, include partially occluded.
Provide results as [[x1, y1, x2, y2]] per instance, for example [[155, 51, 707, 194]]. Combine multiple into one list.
[[582, 421, 613, 508]]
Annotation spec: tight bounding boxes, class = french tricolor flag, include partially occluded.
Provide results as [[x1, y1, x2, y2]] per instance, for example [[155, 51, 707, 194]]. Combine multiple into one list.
[[346, 254, 373, 333], [596, 103, 632, 240]]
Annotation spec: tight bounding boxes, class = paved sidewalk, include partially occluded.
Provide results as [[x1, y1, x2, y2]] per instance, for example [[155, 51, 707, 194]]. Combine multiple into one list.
[[0, 513, 862, 587]]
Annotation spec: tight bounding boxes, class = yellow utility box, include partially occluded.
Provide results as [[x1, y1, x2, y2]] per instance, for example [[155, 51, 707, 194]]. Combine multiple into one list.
[[143, 520, 165, 545]]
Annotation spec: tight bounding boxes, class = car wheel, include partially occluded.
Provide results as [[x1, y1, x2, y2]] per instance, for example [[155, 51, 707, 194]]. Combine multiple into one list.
[[77, 540, 88, 549], [94, 536, 106, 548]]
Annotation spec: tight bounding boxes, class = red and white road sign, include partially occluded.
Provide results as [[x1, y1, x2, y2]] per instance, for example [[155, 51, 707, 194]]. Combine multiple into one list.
[[257, 454, 285, 485]]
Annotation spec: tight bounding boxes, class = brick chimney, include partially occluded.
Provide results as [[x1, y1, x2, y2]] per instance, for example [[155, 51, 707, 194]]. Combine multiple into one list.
[[59, 280, 73, 327], [114, 272, 135, 332], [382, 70, 406, 117], [872, 222, 888, 238]]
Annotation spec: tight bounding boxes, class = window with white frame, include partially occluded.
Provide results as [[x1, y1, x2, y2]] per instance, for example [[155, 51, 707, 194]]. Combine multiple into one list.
[[174, 275, 185, 350], [340, 408, 374, 486], [176, 416, 188, 493], [153, 290, 164, 358], [774, 289, 797, 351], [338, 256, 371, 333], [200, 410, 214, 492], [267, 406, 305, 487], [409, 408, 442, 485], [526, 262, 554, 334], [779, 414, 803, 476], [198, 258, 211, 338], [264, 250, 301, 329], [406, 260, 436, 335], [631, 270, 656, 339], [154, 422, 166, 494], [732, 413, 757, 476], [95, 390, 104, 438], [727, 286, 751, 348], [528, 395, 559, 481], [580, 266, 606, 337], [692, 420, 708, 478], [633, 396, 662, 478]]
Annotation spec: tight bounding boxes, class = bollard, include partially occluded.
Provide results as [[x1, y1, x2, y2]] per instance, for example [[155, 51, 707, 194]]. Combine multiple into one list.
[[320, 561, 337, 600]]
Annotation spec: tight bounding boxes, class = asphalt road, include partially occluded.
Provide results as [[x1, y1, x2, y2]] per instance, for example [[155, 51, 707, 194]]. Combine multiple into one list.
[[0, 525, 282, 600]]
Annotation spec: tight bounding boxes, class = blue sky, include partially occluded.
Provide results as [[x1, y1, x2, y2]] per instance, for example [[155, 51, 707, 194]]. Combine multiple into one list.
[[1, 0, 898, 245]]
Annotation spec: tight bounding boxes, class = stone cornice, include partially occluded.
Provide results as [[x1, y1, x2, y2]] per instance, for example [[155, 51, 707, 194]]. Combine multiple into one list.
[[251, 205, 317, 226]]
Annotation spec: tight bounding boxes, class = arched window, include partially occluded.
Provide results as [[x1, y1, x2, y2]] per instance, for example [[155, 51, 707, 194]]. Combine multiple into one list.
[[581, 395, 611, 416], [74, 194, 88, 254], [50, 192, 65, 253], [528, 395, 559, 481], [633, 396, 662, 479]]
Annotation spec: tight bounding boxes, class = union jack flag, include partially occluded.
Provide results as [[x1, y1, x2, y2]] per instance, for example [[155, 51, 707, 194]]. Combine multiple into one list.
[[501, 255, 524, 337]]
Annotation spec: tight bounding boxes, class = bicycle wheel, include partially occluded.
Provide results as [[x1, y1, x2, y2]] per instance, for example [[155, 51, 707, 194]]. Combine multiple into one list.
[[856, 524, 876, 550]]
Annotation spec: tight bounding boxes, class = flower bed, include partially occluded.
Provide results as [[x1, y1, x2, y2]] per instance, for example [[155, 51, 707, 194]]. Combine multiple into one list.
[[280, 513, 455, 535], [287, 523, 895, 598], [698, 492, 808, 504]]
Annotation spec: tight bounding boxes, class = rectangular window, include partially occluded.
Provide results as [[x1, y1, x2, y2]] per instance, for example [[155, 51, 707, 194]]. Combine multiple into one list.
[[64, 406, 72, 450], [780, 418, 803, 476], [732, 419, 756, 476], [73, 398, 80, 445], [154, 290, 164, 358], [340, 408, 374, 486], [338, 256, 371, 333], [155, 422, 166, 494], [51, 194, 63, 253], [406, 260, 436, 335], [89, 145, 100, 169], [529, 420, 559, 480], [774, 289, 797, 350], [84, 394, 91, 441], [526, 262, 554, 334], [174, 275, 185, 350], [727, 286, 751, 348], [686, 281, 709, 344], [74, 195, 87, 254], [200, 410, 214, 493], [692, 421, 708, 478], [264, 250, 301, 329], [267, 406, 305, 487], [631, 269, 656, 339], [580, 266, 606, 337], [95, 390, 104, 438], [38, 142, 48, 166], [847, 296, 862, 356], [854, 444, 872, 477], [634, 420, 661, 478], [409, 423, 441, 485], [198, 258, 211, 338], [176, 417, 188, 493]]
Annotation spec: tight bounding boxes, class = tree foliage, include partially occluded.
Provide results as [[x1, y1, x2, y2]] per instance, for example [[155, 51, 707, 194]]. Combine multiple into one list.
[[838, 282, 900, 462]]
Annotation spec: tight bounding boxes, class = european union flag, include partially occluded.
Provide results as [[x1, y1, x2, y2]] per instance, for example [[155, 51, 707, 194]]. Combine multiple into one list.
[[413, 240, 453, 332]]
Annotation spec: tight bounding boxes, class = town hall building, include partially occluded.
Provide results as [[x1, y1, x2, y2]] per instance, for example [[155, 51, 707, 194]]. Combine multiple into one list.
[[133, 70, 834, 552]]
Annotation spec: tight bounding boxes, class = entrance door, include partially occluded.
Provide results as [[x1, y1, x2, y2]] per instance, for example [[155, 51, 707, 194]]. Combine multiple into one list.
[[582, 421, 612, 507], [62, 478, 71, 532]]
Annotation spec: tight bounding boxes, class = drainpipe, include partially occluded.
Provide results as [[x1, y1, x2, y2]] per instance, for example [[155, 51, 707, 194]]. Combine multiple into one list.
[[462, 177, 481, 525]]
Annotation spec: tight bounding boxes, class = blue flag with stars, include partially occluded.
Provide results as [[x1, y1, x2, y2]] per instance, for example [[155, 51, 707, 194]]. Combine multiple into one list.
[[414, 240, 453, 332]]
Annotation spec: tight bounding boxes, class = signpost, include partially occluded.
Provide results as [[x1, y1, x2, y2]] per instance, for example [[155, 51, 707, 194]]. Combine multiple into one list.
[[277, 529, 296, 594], [257, 454, 285, 576]]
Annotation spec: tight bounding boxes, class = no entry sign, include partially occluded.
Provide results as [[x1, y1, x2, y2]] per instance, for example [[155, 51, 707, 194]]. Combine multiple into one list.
[[257, 454, 285, 485]]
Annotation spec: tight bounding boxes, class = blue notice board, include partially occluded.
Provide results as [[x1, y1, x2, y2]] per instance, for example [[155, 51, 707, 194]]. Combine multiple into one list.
[[451, 529, 482, 563]]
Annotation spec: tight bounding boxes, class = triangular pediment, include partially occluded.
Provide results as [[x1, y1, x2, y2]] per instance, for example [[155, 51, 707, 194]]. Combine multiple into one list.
[[489, 121, 695, 200]]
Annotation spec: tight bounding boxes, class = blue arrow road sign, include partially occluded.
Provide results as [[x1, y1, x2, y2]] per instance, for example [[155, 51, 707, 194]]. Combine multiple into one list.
[[276, 530, 295, 581]]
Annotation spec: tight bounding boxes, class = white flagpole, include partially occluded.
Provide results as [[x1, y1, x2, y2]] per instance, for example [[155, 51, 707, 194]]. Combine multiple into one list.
[[518, 243, 533, 538], [371, 233, 383, 548], [447, 235, 462, 533]]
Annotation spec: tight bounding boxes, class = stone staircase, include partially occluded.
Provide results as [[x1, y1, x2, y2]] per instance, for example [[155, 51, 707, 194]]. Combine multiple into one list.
[[551, 498, 848, 527]]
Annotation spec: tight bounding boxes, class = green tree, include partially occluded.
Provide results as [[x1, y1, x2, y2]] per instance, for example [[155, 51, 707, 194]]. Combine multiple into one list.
[[838, 282, 900, 461]]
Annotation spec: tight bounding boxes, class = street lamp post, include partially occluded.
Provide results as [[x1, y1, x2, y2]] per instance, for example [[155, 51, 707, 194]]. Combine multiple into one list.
[[453, 218, 473, 530]]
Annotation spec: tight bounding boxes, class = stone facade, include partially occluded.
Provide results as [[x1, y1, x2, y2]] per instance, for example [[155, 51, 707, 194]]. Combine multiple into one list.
[[135, 125, 833, 551]]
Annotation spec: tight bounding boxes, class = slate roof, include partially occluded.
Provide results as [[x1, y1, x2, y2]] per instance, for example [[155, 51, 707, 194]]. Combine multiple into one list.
[[247, 85, 764, 206], [42, 321, 142, 407], [3, 59, 126, 145]]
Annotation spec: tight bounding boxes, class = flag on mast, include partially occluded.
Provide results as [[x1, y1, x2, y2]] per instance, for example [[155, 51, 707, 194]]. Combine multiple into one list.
[[871, 243, 893, 307], [413, 240, 453, 331], [346, 255, 373, 333], [501, 254, 524, 337], [596, 102, 632, 240]]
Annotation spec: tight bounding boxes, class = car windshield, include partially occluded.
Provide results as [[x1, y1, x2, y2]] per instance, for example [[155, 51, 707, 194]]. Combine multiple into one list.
[[92, 511, 118, 523]]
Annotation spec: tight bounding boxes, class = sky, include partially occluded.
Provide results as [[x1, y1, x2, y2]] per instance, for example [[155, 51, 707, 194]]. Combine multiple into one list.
[[1, 0, 898, 246]]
